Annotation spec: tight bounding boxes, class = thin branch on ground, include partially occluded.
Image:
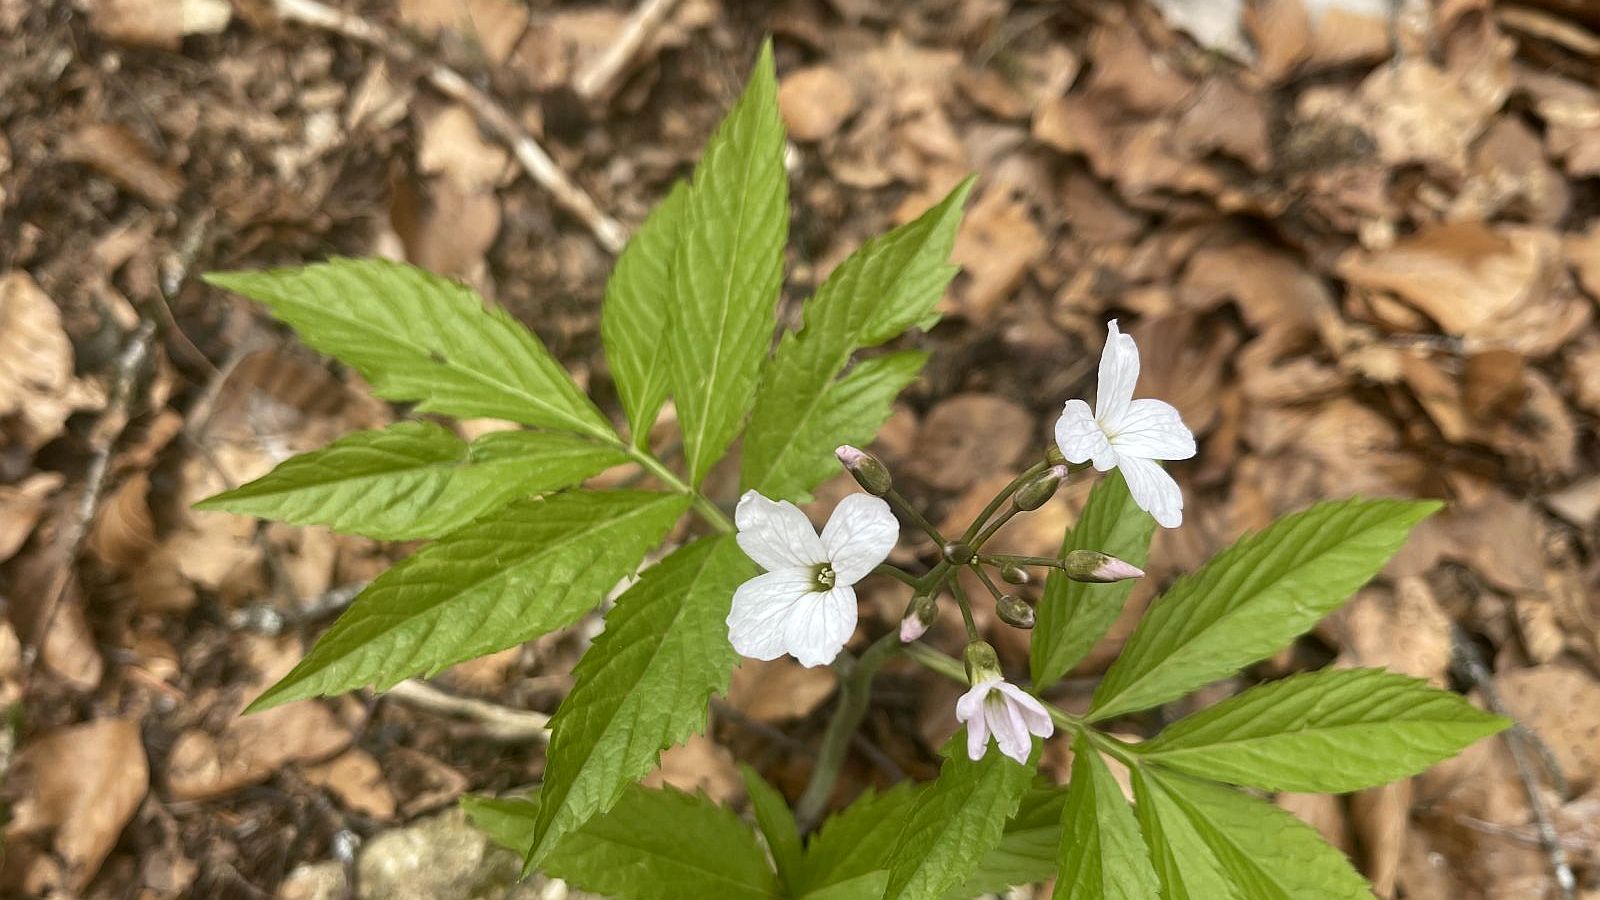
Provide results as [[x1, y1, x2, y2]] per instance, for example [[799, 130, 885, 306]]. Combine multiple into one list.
[[230, 582, 367, 636], [269, 0, 628, 253], [383, 679, 550, 743], [573, 0, 683, 105], [23, 321, 155, 681], [1451, 626, 1577, 900]]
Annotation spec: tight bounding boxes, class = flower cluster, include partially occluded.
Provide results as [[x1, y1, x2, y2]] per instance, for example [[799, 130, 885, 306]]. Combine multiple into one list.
[[727, 320, 1193, 762]]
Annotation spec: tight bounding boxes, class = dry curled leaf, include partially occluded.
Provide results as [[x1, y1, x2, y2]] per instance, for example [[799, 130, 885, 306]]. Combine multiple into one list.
[[4, 719, 149, 893]]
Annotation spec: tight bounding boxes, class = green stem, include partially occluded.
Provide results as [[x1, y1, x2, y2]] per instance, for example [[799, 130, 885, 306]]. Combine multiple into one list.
[[873, 563, 921, 588], [794, 632, 902, 832], [979, 554, 1066, 570], [970, 504, 1020, 550], [971, 562, 1005, 601], [961, 460, 1046, 544], [618, 443, 732, 534], [948, 575, 980, 641], [885, 487, 946, 547]]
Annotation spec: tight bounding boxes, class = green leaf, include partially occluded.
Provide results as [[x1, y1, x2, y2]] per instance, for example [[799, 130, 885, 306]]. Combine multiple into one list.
[[1130, 769, 1238, 900], [741, 181, 971, 501], [603, 181, 691, 446], [528, 537, 753, 866], [1054, 735, 1159, 900], [667, 41, 789, 486], [882, 733, 1036, 900], [1135, 667, 1509, 792], [1031, 471, 1156, 688], [952, 780, 1065, 899], [247, 490, 689, 711], [195, 422, 626, 540], [741, 766, 804, 892], [465, 786, 781, 900], [1089, 498, 1441, 722], [795, 783, 917, 899], [206, 259, 612, 439], [1140, 770, 1373, 899]]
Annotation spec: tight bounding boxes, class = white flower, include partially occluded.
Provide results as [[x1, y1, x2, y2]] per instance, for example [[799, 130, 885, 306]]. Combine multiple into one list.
[[1054, 319, 1196, 528], [728, 490, 898, 667], [956, 674, 1054, 764]]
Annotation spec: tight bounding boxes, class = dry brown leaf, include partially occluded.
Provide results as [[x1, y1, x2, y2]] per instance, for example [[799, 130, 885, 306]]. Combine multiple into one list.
[[948, 187, 1045, 318], [166, 699, 352, 800], [1337, 222, 1591, 357], [1351, 779, 1410, 896], [87, 472, 158, 574], [1546, 476, 1600, 528], [400, 0, 528, 65], [0, 272, 97, 451], [60, 123, 185, 206], [725, 657, 836, 724], [1083, 18, 1192, 115], [1351, 55, 1506, 174], [1497, 663, 1600, 793], [0, 472, 64, 563], [643, 733, 743, 804], [5, 719, 149, 892], [780, 65, 858, 142], [906, 393, 1033, 492], [1276, 792, 1353, 854], [1336, 579, 1453, 686], [302, 749, 397, 820], [1170, 77, 1272, 172], [87, 0, 230, 49], [1244, 0, 1312, 82]]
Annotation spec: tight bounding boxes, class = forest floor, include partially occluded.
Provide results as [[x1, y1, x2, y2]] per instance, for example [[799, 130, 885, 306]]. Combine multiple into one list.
[[2, 0, 1599, 897]]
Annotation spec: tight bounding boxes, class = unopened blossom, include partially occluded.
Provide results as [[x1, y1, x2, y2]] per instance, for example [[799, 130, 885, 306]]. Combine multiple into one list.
[[728, 490, 898, 667], [1054, 319, 1196, 528], [956, 673, 1054, 764]]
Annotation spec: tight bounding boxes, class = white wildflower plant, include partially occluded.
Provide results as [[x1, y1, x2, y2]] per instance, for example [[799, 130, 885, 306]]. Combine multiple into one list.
[[728, 490, 897, 667], [201, 39, 1509, 900], [1055, 319, 1197, 528]]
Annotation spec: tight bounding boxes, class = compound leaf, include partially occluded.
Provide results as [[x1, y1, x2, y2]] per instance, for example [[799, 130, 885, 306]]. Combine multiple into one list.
[[196, 422, 625, 540], [1090, 498, 1441, 722], [528, 537, 753, 866], [247, 490, 688, 711], [1136, 667, 1509, 792], [206, 259, 612, 439]]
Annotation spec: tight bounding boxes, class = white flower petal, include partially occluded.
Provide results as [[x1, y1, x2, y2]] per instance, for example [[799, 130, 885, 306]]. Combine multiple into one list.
[[1117, 454, 1184, 529], [955, 681, 992, 724], [820, 493, 899, 584], [735, 491, 828, 571], [1054, 399, 1110, 466], [1095, 319, 1140, 426], [996, 682, 1055, 738], [966, 703, 991, 761], [988, 695, 1033, 764], [782, 585, 858, 667], [1109, 398, 1196, 461], [727, 569, 817, 661]]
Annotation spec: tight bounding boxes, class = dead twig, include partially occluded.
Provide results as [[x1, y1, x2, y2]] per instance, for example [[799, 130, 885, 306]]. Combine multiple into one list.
[[572, 0, 683, 105], [1450, 626, 1577, 900], [382, 679, 550, 743], [230, 581, 367, 636], [269, 0, 627, 253], [22, 321, 155, 678]]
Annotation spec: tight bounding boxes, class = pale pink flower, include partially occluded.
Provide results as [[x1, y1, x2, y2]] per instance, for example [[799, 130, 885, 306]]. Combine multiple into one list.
[[955, 674, 1054, 764]]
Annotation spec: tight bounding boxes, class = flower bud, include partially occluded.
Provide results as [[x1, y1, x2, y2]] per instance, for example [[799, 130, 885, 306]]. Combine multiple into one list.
[[1013, 465, 1068, 511], [835, 445, 892, 496], [942, 541, 975, 565], [996, 594, 1035, 629], [1063, 549, 1145, 583], [899, 593, 937, 643], [1000, 563, 1030, 585], [963, 640, 1002, 684]]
